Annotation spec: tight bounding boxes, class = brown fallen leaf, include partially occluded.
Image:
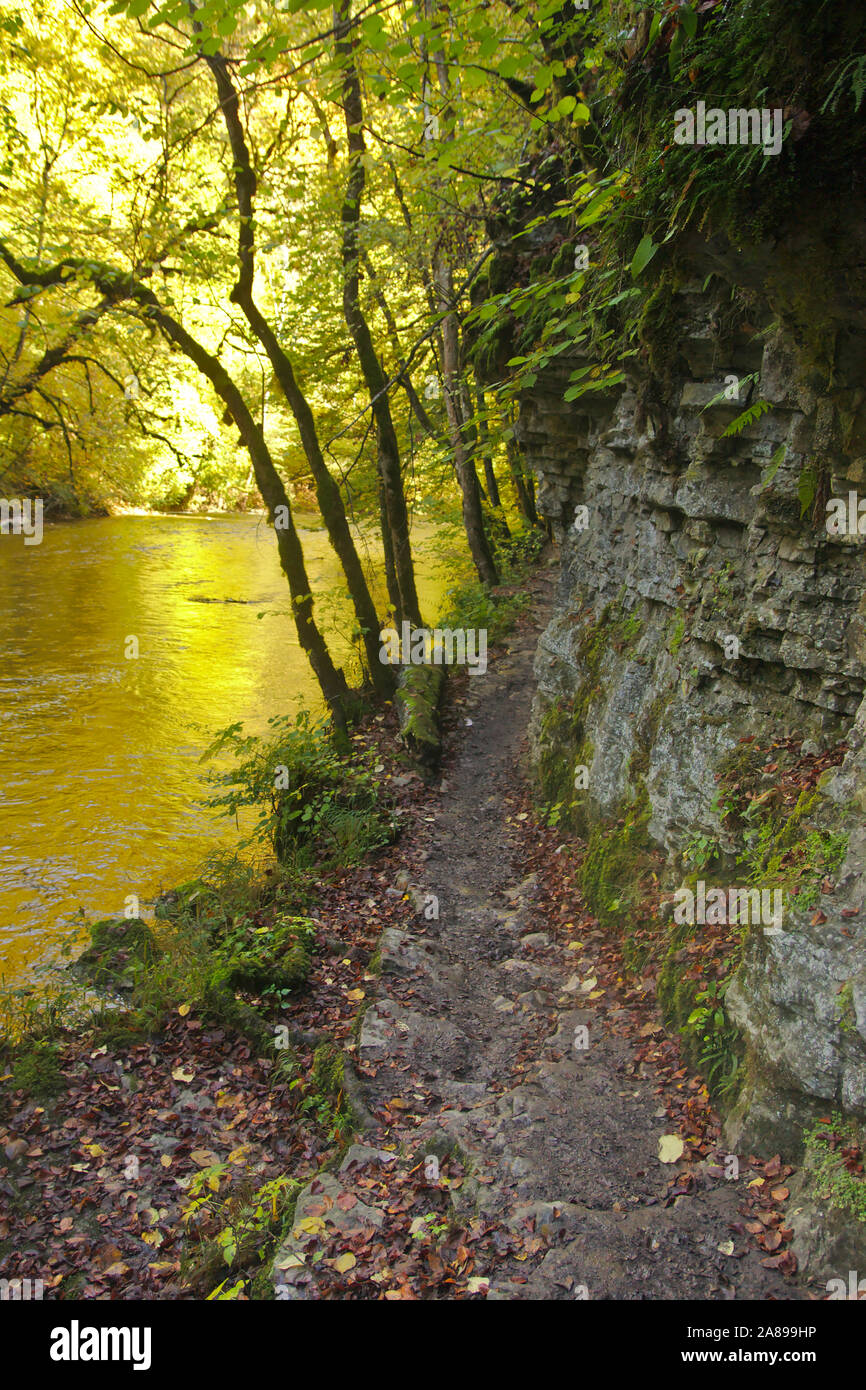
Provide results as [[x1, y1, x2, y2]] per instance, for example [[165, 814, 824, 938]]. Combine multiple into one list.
[[190, 1148, 219, 1167]]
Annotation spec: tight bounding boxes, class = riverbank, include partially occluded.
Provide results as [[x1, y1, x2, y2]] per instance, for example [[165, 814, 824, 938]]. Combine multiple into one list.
[[0, 561, 825, 1301]]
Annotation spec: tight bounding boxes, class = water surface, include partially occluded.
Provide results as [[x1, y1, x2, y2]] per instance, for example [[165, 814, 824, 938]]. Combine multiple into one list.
[[0, 511, 465, 985]]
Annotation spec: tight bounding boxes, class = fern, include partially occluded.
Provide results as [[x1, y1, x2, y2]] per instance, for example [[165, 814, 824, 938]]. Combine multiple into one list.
[[758, 443, 786, 489], [720, 398, 772, 437], [798, 465, 818, 518], [701, 370, 760, 413], [822, 55, 866, 115]]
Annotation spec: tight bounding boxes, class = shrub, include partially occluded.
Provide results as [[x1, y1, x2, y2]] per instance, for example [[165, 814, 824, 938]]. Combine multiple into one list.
[[203, 710, 395, 871]]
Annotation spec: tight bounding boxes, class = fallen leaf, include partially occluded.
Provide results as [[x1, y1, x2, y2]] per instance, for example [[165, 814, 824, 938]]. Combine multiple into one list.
[[295, 1216, 326, 1237], [190, 1149, 219, 1167], [275, 1252, 306, 1271], [658, 1134, 685, 1164]]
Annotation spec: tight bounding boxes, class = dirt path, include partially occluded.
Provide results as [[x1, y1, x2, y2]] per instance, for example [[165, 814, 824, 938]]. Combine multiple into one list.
[[273, 562, 808, 1301]]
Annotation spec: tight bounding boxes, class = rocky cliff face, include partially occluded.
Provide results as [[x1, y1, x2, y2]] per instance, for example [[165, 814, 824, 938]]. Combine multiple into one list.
[[523, 224, 866, 1265]]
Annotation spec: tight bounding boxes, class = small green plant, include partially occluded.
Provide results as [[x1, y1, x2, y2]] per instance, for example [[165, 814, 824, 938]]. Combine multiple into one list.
[[182, 1171, 300, 1295], [822, 53, 866, 114], [440, 574, 529, 646], [291, 1043, 354, 1145], [805, 1114, 866, 1222], [203, 710, 395, 872], [683, 830, 721, 872], [411, 1212, 449, 1241], [683, 976, 741, 1099]]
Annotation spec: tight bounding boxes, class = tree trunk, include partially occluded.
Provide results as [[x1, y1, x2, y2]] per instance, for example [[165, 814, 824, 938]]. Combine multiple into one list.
[[378, 470, 401, 620], [203, 45, 394, 699], [435, 252, 500, 585], [475, 375, 505, 517], [506, 430, 539, 527], [155, 310, 350, 728], [360, 247, 439, 442], [416, 1, 499, 586], [334, 0, 423, 630]]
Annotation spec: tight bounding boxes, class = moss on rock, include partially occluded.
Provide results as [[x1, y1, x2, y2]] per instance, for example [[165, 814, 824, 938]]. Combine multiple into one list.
[[73, 917, 163, 991], [9, 1038, 65, 1098]]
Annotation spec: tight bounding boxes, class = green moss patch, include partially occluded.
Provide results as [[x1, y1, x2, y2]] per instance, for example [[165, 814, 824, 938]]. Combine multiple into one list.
[[73, 918, 163, 991]]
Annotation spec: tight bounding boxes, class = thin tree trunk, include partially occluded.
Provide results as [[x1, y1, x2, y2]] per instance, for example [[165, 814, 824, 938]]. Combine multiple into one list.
[[378, 471, 400, 619], [475, 375, 506, 518], [506, 431, 539, 526], [435, 255, 499, 585], [334, 0, 423, 630], [417, 0, 499, 585], [360, 247, 439, 441]]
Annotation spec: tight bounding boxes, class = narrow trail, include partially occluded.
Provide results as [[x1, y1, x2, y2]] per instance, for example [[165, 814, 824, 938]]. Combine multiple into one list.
[[274, 561, 806, 1300]]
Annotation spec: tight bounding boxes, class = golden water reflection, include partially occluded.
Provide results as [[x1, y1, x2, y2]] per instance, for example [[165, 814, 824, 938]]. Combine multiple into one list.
[[0, 511, 469, 985]]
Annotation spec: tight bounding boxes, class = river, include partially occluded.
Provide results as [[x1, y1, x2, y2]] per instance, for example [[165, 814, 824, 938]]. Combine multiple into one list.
[[0, 511, 468, 987]]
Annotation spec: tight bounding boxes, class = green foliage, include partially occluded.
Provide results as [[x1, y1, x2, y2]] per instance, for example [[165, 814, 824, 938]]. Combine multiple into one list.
[[182, 1170, 300, 1296], [441, 576, 525, 646], [682, 978, 741, 1100], [683, 830, 721, 873], [732, 788, 848, 913], [203, 711, 395, 871], [439, 519, 546, 648], [210, 915, 315, 996], [491, 522, 546, 573], [821, 54, 866, 114]]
